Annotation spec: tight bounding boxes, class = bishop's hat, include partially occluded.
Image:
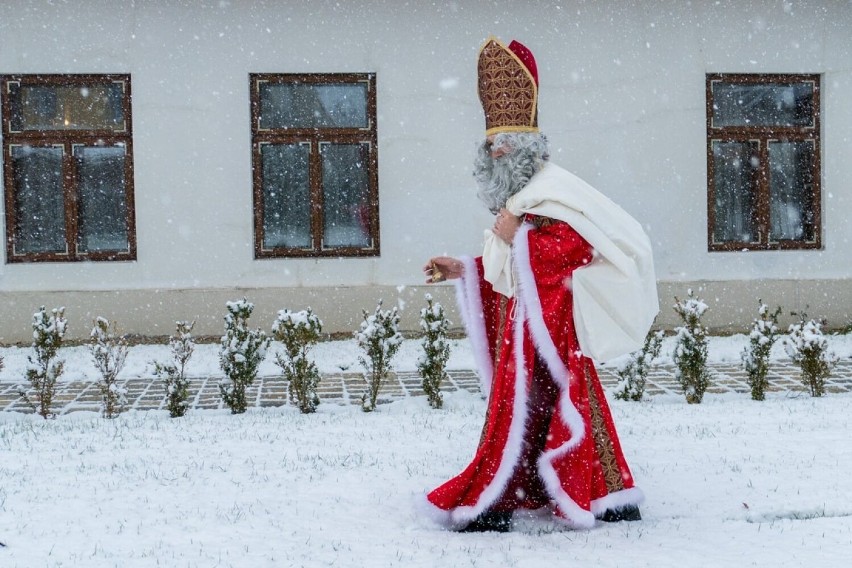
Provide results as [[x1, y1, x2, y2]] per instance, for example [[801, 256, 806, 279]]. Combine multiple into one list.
[[477, 37, 539, 136]]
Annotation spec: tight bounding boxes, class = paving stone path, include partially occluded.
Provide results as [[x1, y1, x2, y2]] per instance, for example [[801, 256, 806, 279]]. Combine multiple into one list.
[[3, 360, 851, 415]]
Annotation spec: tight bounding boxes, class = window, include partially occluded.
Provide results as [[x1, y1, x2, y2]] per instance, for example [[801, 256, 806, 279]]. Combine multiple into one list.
[[250, 73, 379, 258], [706, 73, 820, 251], [1, 74, 136, 262]]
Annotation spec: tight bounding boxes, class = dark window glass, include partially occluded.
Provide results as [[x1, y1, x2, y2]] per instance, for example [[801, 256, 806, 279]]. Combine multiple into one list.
[[259, 83, 368, 129], [261, 143, 311, 249], [74, 145, 129, 252], [712, 141, 759, 244], [11, 145, 66, 254], [321, 143, 371, 249], [768, 141, 815, 242], [711, 82, 815, 128], [9, 82, 126, 132]]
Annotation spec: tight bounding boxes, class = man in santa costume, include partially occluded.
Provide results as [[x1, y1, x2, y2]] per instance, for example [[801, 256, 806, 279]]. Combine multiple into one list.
[[420, 37, 659, 532]]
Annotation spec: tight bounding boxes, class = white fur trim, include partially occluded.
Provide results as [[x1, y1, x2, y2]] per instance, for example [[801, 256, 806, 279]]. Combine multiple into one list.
[[455, 255, 494, 398], [513, 223, 594, 529], [591, 487, 645, 516], [414, 492, 467, 530], [551, 508, 596, 530]]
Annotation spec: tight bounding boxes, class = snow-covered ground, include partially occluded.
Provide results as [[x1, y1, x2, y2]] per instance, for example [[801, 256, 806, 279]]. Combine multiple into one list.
[[2, 335, 851, 567]]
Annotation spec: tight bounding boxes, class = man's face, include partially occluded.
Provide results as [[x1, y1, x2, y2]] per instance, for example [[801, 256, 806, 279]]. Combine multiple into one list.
[[474, 134, 524, 213], [485, 135, 512, 160], [475, 132, 547, 211]]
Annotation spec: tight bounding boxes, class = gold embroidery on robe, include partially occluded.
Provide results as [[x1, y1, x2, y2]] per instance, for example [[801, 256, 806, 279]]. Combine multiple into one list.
[[494, 295, 510, 371], [586, 361, 625, 493], [528, 216, 556, 229]]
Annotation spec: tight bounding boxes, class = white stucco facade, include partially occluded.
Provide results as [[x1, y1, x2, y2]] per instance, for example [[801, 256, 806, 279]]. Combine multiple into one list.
[[1, 0, 851, 343]]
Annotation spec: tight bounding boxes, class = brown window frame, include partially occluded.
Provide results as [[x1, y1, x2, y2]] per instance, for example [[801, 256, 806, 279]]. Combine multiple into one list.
[[1, 73, 136, 263], [250, 73, 379, 259], [706, 73, 821, 252]]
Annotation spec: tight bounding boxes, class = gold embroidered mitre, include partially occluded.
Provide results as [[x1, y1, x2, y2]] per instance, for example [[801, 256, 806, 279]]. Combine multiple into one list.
[[477, 37, 539, 136]]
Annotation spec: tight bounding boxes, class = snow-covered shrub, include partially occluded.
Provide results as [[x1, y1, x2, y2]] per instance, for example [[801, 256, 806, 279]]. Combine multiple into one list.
[[741, 300, 782, 401], [152, 321, 196, 418], [20, 306, 67, 419], [90, 317, 129, 419], [417, 294, 451, 409], [356, 300, 403, 412], [784, 314, 837, 397], [219, 299, 270, 414], [272, 308, 323, 414], [672, 290, 712, 404], [613, 329, 664, 402]]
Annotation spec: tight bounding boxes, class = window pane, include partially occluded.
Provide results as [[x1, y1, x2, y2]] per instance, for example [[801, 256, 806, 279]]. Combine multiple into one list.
[[259, 82, 368, 129], [11, 146, 66, 254], [712, 141, 759, 243], [74, 146, 129, 252], [768, 141, 815, 242], [9, 82, 125, 132], [261, 144, 311, 249], [321, 143, 371, 249], [712, 82, 815, 128]]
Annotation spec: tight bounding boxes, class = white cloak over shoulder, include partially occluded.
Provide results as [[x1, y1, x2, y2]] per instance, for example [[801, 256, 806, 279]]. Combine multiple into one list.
[[482, 162, 659, 361]]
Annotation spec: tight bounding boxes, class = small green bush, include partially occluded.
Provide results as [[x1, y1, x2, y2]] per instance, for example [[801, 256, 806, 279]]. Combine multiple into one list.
[[741, 300, 782, 401], [272, 308, 323, 414], [673, 290, 712, 404], [417, 294, 451, 409], [90, 317, 129, 419], [613, 329, 664, 402], [784, 313, 836, 397], [153, 321, 196, 418], [219, 299, 270, 414], [357, 301, 402, 412], [20, 306, 67, 419]]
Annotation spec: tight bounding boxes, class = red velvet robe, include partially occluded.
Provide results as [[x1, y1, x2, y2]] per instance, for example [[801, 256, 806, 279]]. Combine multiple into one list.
[[422, 218, 643, 529]]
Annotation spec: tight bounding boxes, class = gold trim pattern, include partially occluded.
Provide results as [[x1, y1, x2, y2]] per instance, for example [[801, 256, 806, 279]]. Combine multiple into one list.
[[493, 295, 510, 372], [527, 215, 558, 230], [585, 361, 625, 493]]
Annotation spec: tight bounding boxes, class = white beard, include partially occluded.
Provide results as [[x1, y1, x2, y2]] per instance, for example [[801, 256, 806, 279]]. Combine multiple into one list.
[[473, 135, 548, 213]]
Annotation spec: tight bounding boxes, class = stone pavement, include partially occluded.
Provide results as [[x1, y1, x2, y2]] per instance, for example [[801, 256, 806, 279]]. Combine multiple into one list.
[[3, 360, 852, 415]]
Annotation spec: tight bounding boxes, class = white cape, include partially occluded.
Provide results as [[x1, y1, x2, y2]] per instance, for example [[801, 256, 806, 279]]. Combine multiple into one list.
[[482, 162, 659, 361]]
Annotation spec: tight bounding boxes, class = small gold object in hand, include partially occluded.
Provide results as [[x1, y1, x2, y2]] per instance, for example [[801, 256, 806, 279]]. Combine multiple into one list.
[[430, 261, 445, 283]]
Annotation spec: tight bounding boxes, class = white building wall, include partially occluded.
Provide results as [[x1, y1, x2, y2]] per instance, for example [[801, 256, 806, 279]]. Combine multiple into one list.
[[1, 0, 850, 343]]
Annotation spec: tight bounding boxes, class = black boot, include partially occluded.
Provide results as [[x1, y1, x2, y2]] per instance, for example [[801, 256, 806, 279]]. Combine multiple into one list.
[[459, 511, 513, 532], [600, 505, 642, 522]]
